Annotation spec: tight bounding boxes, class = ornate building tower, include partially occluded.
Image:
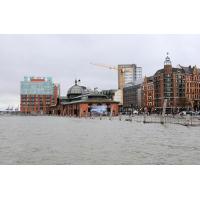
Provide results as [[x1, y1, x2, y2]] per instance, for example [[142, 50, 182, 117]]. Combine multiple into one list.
[[154, 53, 186, 113], [163, 53, 173, 108]]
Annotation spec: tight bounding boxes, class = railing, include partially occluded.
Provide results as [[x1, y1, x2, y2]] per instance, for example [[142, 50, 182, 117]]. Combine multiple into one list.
[[123, 114, 200, 126]]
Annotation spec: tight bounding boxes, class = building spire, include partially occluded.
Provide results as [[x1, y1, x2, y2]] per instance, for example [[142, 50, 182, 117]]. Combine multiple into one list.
[[164, 52, 172, 66]]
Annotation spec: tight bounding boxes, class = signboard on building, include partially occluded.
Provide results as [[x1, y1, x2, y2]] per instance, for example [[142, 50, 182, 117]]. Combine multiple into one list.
[[90, 104, 107, 115]]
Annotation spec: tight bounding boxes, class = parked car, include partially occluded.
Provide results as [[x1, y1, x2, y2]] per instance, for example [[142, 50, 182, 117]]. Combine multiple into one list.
[[195, 111, 200, 115], [133, 110, 139, 115], [186, 111, 196, 116], [179, 111, 187, 116]]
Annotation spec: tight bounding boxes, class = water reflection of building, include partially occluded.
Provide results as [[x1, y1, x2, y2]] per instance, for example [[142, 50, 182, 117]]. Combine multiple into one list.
[[20, 77, 60, 114], [49, 80, 119, 117]]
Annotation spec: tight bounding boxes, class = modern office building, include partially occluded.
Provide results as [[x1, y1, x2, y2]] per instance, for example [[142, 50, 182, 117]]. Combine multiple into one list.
[[135, 66, 143, 81], [118, 64, 142, 90], [123, 83, 143, 113], [117, 64, 142, 107], [20, 76, 60, 114], [48, 80, 119, 117]]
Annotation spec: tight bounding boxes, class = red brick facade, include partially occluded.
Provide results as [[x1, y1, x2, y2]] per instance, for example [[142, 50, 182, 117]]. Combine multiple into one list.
[[184, 66, 200, 110], [143, 76, 155, 111], [145, 56, 200, 112], [50, 102, 119, 117], [153, 56, 186, 111], [20, 77, 60, 114]]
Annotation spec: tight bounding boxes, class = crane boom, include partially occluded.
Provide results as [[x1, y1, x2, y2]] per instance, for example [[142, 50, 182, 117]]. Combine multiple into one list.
[[90, 63, 133, 73], [90, 63, 117, 70]]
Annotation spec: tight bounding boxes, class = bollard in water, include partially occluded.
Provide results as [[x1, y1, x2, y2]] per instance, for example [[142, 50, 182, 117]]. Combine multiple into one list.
[[185, 115, 190, 126], [143, 114, 147, 123], [160, 115, 165, 124]]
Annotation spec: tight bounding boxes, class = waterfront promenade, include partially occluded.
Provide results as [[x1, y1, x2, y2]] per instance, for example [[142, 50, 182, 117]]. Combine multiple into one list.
[[126, 114, 200, 126], [1, 112, 200, 126]]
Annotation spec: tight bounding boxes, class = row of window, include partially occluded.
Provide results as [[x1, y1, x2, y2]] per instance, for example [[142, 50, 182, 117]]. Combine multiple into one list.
[[21, 100, 52, 103], [186, 95, 200, 99], [186, 89, 200, 93], [186, 83, 200, 87]]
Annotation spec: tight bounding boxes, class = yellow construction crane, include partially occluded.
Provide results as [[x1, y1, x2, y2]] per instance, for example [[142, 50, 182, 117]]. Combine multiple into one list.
[[90, 62, 117, 70], [90, 62, 135, 91], [90, 63, 133, 73]]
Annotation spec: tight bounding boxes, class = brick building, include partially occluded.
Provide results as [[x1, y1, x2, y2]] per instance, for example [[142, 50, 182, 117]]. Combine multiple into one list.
[[49, 80, 119, 117], [153, 54, 186, 112], [20, 77, 60, 114], [154, 56, 198, 112], [123, 54, 200, 113], [143, 76, 155, 112], [180, 65, 200, 110]]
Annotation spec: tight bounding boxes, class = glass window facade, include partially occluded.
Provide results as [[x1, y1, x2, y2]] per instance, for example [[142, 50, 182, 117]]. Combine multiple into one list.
[[20, 77, 54, 95]]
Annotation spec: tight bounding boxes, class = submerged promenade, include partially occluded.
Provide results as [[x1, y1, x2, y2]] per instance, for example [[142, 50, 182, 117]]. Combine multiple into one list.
[[1, 112, 200, 127], [0, 115, 200, 164]]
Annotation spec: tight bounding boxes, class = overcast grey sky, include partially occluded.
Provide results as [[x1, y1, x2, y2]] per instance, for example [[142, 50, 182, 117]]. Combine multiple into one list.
[[0, 34, 200, 109]]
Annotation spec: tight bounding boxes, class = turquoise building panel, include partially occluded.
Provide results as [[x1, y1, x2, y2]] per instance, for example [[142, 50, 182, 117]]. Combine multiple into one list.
[[20, 77, 54, 95]]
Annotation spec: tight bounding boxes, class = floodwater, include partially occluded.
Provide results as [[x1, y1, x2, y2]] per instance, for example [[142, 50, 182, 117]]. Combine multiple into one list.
[[0, 115, 200, 165]]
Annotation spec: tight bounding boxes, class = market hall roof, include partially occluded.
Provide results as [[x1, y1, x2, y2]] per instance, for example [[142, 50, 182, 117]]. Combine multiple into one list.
[[67, 80, 84, 95], [67, 85, 84, 95], [67, 79, 92, 98], [60, 92, 119, 105]]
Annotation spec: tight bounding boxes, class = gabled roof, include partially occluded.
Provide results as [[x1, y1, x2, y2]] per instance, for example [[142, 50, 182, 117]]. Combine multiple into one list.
[[179, 65, 193, 74], [146, 76, 154, 82], [179, 65, 200, 74]]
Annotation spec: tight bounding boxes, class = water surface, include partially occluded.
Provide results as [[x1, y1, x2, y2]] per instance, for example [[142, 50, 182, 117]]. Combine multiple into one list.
[[0, 116, 199, 164]]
